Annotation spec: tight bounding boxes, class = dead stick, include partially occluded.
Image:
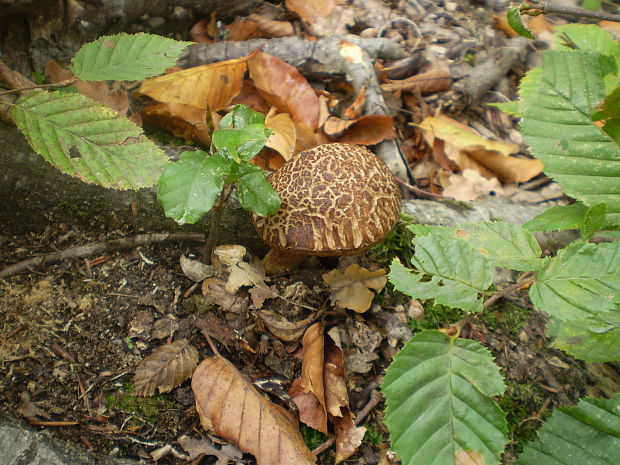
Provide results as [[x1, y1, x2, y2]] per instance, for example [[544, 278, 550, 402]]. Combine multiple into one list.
[[0, 233, 205, 279], [483, 275, 534, 309], [524, 1, 620, 23], [312, 390, 382, 456]]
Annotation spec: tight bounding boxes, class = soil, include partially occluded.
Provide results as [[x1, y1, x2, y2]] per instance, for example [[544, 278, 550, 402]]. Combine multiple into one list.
[[1, 223, 619, 464]]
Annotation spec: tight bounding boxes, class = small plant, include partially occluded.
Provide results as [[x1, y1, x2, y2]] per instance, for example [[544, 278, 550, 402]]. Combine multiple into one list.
[[382, 23, 620, 465], [7, 33, 280, 253]]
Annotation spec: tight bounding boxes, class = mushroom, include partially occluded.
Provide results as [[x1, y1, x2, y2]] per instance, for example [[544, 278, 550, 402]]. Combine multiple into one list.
[[252, 143, 401, 274]]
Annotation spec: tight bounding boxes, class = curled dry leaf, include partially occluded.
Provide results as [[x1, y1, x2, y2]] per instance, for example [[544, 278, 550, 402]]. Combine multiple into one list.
[[202, 277, 248, 314], [133, 339, 199, 396], [140, 103, 218, 146], [178, 435, 242, 464], [138, 58, 247, 111], [258, 310, 316, 342], [289, 322, 327, 433], [417, 115, 543, 183], [442, 168, 505, 201], [248, 51, 320, 130], [323, 265, 387, 313], [192, 355, 316, 465], [381, 69, 453, 95], [265, 109, 296, 162], [324, 114, 395, 145]]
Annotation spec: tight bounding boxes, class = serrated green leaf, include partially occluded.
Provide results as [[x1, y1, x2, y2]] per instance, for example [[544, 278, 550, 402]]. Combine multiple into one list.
[[409, 223, 541, 271], [530, 241, 620, 320], [212, 125, 270, 162], [71, 33, 192, 81], [519, 50, 620, 225], [157, 151, 231, 224], [555, 24, 620, 73], [219, 104, 266, 129], [235, 162, 281, 216], [524, 203, 589, 231], [517, 394, 620, 465], [507, 7, 534, 39], [581, 203, 607, 239], [550, 309, 620, 362], [389, 232, 493, 313], [382, 330, 507, 465], [11, 90, 168, 189]]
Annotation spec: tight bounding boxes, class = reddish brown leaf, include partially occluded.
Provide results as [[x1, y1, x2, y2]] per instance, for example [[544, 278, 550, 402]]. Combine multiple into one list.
[[286, 0, 335, 23], [339, 114, 395, 145], [140, 102, 216, 146], [294, 122, 330, 153], [230, 80, 272, 114], [133, 339, 199, 396], [290, 322, 327, 433], [248, 14, 294, 38], [248, 51, 320, 130], [342, 86, 366, 120], [226, 17, 261, 41], [192, 355, 316, 465], [138, 58, 247, 111]]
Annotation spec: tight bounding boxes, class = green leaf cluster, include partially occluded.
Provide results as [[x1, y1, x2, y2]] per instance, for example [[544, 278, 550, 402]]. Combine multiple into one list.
[[384, 24, 620, 465], [157, 105, 280, 224]]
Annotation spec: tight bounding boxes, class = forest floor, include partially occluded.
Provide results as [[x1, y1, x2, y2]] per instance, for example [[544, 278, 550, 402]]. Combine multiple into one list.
[[1, 1, 620, 464]]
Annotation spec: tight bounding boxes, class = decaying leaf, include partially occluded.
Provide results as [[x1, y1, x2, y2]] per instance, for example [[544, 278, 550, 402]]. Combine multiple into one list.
[[323, 265, 387, 313], [179, 254, 215, 282], [249, 283, 278, 309], [202, 277, 248, 314], [192, 355, 316, 465], [417, 115, 543, 183], [258, 310, 315, 342], [138, 58, 247, 111], [286, 0, 335, 24], [248, 14, 295, 38], [178, 435, 242, 464], [289, 322, 328, 433], [134, 339, 199, 396], [248, 51, 320, 130], [442, 168, 505, 201], [140, 102, 218, 146]]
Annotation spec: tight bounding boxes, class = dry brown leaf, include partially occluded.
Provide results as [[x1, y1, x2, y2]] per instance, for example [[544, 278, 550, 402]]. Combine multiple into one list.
[[324, 115, 395, 145], [289, 322, 327, 433], [342, 86, 366, 120], [195, 314, 238, 347], [265, 109, 296, 161], [192, 355, 317, 465], [249, 283, 278, 309], [140, 103, 215, 146], [323, 265, 387, 313], [248, 51, 320, 130], [258, 310, 315, 342], [202, 277, 248, 314], [189, 17, 216, 43], [178, 435, 242, 464], [226, 17, 261, 41], [286, 0, 335, 23], [133, 339, 198, 396], [442, 169, 505, 201], [381, 69, 453, 95], [295, 122, 330, 153], [138, 58, 247, 111], [248, 13, 294, 38], [418, 115, 543, 183], [492, 13, 519, 38], [230, 79, 272, 114]]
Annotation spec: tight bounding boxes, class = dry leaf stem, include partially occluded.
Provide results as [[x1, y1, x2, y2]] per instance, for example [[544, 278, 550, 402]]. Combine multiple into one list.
[[202, 184, 234, 264]]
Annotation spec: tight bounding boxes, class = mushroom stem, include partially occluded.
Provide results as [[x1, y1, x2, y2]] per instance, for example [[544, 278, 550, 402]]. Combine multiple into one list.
[[262, 248, 307, 275]]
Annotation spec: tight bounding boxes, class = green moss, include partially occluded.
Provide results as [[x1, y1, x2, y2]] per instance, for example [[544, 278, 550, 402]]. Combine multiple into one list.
[[300, 424, 328, 450], [105, 382, 178, 425], [364, 423, 387, 447], [478, 301, 531, 337], [372, 213, 416, 265], [410, 302, 463, 332]]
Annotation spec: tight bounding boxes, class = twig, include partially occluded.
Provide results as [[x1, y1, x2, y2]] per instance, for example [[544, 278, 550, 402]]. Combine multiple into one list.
[[394, 176, 452, 200], [483, 274, 534, 309], [523, 0, 620, 23], [0, 78, 77, 97], [0, 233, 205, 279], [312, 390, 382, 456]]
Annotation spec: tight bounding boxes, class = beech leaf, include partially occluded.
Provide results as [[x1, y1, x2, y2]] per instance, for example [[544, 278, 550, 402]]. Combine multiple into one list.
[[192, 355, 317, 465], [323, 265, 387, 313], [133, 339, 198, 396]]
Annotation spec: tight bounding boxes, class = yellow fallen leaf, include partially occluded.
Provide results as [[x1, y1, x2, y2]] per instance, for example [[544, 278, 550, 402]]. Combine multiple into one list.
[[265, 109, 296, 161], [323, 265, 387, 313], [138, 57, 247, 111], [417, 115, 543, 183]]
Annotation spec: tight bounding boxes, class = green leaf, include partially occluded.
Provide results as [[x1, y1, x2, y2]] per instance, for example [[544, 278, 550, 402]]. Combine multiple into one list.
[[550, 309, 620, 362], [555, 24, 620, 72], [529, 241, 620, 320], [382, 330, 507, 465], [235, 162, 281, 216], [212, 125, 270, 162], [519, 50, 620, 225], [219, 104, 266, 129], [71, 33, 192, 81], [581, 203, 607, 239], [517, 394, 620, 465], [11, 90, 168, 189], [389, 233, 493, 313], [524, 203, 589, 231], [157, 151, 231, 224], [409, 222, 542, 272], [507, 7, 534, 39], [488, 101, 522, 117]]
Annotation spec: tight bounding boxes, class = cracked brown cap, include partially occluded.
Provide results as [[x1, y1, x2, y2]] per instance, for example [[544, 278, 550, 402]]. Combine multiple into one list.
[[252, 143, 401, 257]]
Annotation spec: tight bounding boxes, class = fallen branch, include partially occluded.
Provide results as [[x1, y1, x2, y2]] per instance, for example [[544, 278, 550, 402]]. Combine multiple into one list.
[[523, 0, 620, 23], [0, 233, 205, 279]]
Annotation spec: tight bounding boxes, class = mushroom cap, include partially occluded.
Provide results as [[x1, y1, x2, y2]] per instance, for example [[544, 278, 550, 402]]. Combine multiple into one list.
[[252, 143, 401, 256]]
